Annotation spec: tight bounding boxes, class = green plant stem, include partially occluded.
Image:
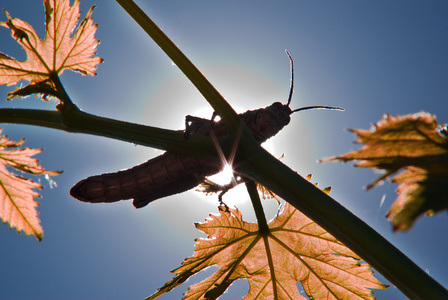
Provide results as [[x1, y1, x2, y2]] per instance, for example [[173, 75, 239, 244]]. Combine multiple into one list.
[[245, 180, 269, 235], [115, 0, 246, 139], [114, 1, 448, 298], [0, 108, 216, 157], [245, 180, 278, 298]]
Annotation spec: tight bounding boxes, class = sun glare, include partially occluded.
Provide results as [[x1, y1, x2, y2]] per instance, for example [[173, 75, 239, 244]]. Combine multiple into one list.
[[208, 163, 234, 185]]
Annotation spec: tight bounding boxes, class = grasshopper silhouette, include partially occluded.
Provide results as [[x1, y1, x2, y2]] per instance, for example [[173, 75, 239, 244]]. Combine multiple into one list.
[[70, 53, 342, 208]]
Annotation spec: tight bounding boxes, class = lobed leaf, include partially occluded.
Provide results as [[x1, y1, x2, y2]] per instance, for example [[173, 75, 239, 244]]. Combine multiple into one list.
[[0, 128, 60, 241], [147, 181, 386, 300], [322, 112, 448, 231], [0, 0, 102, 98]]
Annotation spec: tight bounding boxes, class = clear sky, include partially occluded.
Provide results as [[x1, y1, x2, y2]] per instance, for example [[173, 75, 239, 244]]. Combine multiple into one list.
[[1, 1, 447, 299]]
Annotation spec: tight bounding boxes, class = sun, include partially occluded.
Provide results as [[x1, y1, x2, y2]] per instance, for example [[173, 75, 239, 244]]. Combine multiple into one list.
[[208, 162, 234, 186], [198, 139, 276, 206], [196, 161, 245, 203]]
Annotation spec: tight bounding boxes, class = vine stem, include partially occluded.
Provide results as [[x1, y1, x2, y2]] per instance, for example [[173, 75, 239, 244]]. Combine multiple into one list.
[[245, 180, 270, 235], [114, 0, 252, 144], [0, 0, 445, 298], [114, 1, 448, 299], [0, 108, 216, 158]]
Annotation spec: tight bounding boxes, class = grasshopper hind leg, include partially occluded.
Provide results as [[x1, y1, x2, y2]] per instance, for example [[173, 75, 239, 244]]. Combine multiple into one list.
[[132, 174, 205, 208]]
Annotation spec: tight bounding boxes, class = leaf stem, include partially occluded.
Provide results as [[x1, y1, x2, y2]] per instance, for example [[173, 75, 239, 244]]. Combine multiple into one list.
[[49, 72, 79, 112], [245, 180, 269, 235], [245, 180, 278, 298]]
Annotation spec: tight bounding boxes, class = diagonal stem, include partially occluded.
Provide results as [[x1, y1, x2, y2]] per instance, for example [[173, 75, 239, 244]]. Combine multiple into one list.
[[115, 0, 246, 139], [114, 1, 448, 299]]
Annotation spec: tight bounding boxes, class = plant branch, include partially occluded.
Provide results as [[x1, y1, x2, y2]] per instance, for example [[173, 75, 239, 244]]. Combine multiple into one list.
[[114, 0, 252, 141], [0, 108, 216, 157], [245, 180, 269, 235], [115, 1, 447, 298]]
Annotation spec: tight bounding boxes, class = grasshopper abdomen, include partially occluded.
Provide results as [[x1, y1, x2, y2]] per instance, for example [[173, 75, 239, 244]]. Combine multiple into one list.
[[70, 152, 221, 208]]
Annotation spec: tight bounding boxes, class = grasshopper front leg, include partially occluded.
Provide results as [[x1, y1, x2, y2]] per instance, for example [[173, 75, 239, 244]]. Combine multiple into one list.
[[184, 112, 219, 138]]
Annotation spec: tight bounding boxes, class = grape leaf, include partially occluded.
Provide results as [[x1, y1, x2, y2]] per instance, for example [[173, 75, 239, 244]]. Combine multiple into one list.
[[147, 182, 386, 299], [322, 112, 448, 231], [0, 0, 102, 98], [0, 128, 60, 241]]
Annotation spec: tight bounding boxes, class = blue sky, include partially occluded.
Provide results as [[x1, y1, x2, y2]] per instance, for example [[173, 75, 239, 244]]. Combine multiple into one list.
[[1, 1, 447, 299]]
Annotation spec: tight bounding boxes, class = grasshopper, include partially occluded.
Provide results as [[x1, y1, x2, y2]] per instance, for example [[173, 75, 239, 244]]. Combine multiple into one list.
[[70, 53, 342, 208]]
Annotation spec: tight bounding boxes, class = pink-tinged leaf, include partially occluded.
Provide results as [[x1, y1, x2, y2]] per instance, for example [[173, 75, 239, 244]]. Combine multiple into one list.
[[0, 0, 102, 89], [0, 129, 61, 241], [147, 180, 387, 299], [322, 112, 448, 231]]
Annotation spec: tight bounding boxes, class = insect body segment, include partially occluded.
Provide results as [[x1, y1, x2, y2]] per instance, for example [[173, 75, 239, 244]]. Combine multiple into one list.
[[70, 152, 221, 208]]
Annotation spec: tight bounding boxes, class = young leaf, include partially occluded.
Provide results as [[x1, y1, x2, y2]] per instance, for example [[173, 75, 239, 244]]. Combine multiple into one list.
[[147, 186, 386, 299], [0, 128, 60, 241], [322, 112, 448, 231], [0, 0, 102, 98]]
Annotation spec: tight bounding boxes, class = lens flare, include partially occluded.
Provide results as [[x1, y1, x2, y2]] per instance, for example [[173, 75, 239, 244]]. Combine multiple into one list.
[[208, 163, 235, 186]]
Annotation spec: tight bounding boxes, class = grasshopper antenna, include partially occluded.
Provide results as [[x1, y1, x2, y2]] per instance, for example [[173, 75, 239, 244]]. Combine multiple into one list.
[[292, 106, 344, 113], [285, 50, 344, 114], [286, 50, 294, 107]]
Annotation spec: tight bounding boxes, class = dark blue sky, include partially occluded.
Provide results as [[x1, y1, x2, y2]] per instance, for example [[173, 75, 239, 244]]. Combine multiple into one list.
[[1, 1, 447, 299]]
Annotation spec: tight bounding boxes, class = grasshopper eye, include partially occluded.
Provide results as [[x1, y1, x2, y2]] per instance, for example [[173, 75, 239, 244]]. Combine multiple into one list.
[[272, 102, 284, 109]]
